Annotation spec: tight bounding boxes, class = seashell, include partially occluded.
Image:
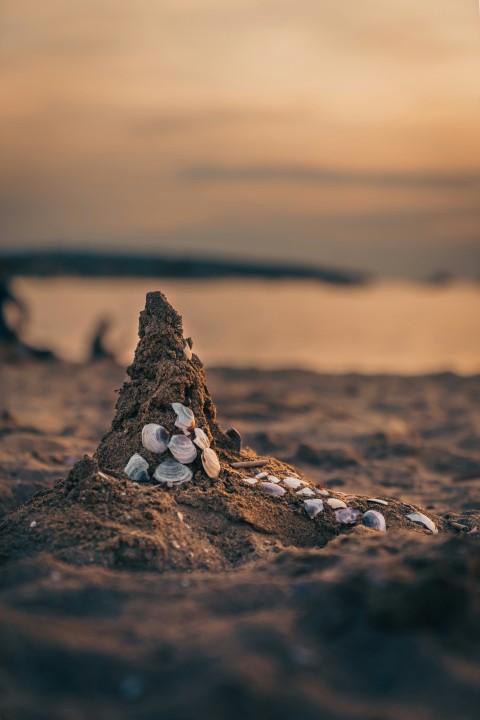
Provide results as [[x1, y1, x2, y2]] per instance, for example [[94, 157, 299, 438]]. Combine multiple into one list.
[[124, 453, 149, 482], [259, 482, 286, 496], [183, 339, 193, 360], [243, 477, 258, 485], [327, 498, 347, 509], [255, 471, 268, 479], [283, 477, 304, 489], [335, 508, 360, 524], [154, 459, 193, 486], [168, 434, 197, 464], [171, 402, 195, 431], [304, 499, 324, 519], [202, 447, 221, 478], [406, 512, 438, 535], [296, 487, 315, 497], [315, 488, 329, 497], [193, 428, 210, 450], [226, 427, 242, 452], [368, 498, 388, 506], [363, 510, 386, 532], [141, 424, 170, 454], [267, 475, 280, 484]]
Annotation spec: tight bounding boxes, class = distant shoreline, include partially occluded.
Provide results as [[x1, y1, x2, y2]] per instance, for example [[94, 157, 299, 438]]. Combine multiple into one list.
[[0, 250, 367, 285]]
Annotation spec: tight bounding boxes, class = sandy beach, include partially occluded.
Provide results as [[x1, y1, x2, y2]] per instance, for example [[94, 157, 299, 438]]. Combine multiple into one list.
[[1, 292, 479, 720]]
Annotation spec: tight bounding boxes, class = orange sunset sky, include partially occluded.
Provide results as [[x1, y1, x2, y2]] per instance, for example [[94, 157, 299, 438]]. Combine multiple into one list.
[[1, 0, 479, 276]]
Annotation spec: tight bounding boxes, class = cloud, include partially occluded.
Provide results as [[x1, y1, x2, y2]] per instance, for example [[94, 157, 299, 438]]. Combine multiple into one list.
[[180, 164, 480, 190]]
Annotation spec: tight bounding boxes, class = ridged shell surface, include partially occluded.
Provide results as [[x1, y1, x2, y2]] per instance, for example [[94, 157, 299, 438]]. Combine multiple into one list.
[[201, 448, 221, 478], [193, 428, 210, 450], [124, 453, 149, 482], [168, 434, 197, 464], [141, 424, 170, 454], [154, 459, 193, 486], [171, 402, 195, 431]]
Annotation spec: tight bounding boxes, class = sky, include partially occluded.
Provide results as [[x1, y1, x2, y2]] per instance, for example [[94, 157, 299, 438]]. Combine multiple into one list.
[[1, 0, 479, 277]]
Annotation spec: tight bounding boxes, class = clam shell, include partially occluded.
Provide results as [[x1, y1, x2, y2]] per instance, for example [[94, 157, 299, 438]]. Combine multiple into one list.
[[315, 488, 330, 497], [243, 477, 258, 485], [141, 424, 170, 454], [202, 447, 221, 478], [327, 498, 347, 509], [171, 402, 195, 431], [296, 487, 315, 497], [304, 499, 324, 519], [168, 434, 197, 464], [406, 512, 438, 535], [183, 340, 193, 360], [368, 498, 388, 506], [226, 427, 242, 452], [335, 508, 360, 524], [193, 428, 210, 450], [259, 482, 286, 496], [154, 459, 193, 486], [255, 471, 268, 479], [124, 453, 149, 482], [363, 510, 386, 532], [267, 475, 280, 484], [283, 477, 304, 489]]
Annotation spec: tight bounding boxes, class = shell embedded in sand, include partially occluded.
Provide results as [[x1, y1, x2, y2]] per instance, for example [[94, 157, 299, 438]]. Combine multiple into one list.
[[267, 475, 281, 484], [141, 424, 170, 454], [168, 434, 197, 464], [296, 487, 315, 497], [124, 453, 149, 482], [183, 339, 193, 360], [243, 477, 258, 485], [327, 498, 347, 509], [363, 510, 386, 532], [335, 508, 360, 524], [154, 459, 193, 486], [226, 427, 242, 452], [283, 477, 304, 489], [171, 402, 195, 432], [202, 447, 221, 478], [315, 488, 329, 497], [368, 498, 388, 506], [304, 499, 324, 519], [259, 482, 286, 496], [406, 512, 438, 535], [193, 428, 210, 450]]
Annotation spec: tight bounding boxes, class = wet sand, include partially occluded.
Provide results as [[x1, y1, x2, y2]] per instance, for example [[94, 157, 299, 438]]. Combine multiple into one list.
[[1, 359, 480, 719]]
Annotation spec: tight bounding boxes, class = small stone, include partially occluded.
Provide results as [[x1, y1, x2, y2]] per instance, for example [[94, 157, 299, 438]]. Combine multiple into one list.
[[29, 521, 37, 528], [304, 499, 324, 519], [335, 508, 360, 524], [327, 498, 347, 509]]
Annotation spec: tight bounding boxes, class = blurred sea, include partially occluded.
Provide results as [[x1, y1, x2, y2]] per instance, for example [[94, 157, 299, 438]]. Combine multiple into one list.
[[11, 277, 480, 375]]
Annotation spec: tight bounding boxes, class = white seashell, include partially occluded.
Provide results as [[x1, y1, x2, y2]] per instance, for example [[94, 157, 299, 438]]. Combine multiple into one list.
[[267, 475, 280, 484], [283, 477, 304, 489], [168, 434, 197, 464], [259, 482, 286, 496], [304, 499, 324, 519], [202, 447, 221, 478], [368, 498, 388, 506], [125, 453, 149, 482], [141, 424, 170, 454], [315, 488, 329, 496], [171, 402, 195, 431], [363, 510, 386, 532], [335, 508, 360, 524], [327, 498, 347, 509], [296, 487, 315, 497], [406, 512, 438, 535], [255, 471, 268, 479], [243, 477, 258, 485], [193, 428, 210, 450], [183, 340, 193, 360], [154, 459, 193, 486]]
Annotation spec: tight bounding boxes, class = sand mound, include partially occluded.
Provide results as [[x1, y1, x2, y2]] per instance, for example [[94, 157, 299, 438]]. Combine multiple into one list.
[[0, 292, 447, 571]]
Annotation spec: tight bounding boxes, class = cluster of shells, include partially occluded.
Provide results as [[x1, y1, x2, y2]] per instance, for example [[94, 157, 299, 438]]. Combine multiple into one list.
[[124, 402, 221, 487], [242, 473, 438, 534]]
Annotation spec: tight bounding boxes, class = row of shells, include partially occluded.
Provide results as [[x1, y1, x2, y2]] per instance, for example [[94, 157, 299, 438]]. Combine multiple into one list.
[[242, 472, 438, 534], [124, 403, 221, 486]]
